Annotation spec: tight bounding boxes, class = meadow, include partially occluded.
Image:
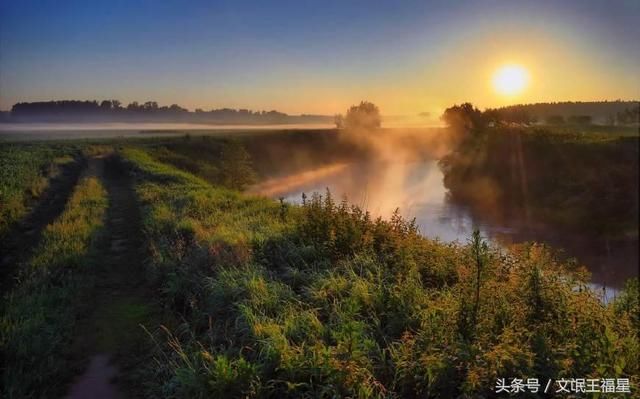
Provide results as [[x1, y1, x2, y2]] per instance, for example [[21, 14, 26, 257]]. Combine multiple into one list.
[[0, 143, 81, 240], [0, 128, 638, 398], [1, 173, 108, 397]]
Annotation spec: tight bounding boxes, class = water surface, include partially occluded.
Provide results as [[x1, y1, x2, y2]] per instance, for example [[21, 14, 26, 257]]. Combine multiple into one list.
[[253, 159, 638, 293]]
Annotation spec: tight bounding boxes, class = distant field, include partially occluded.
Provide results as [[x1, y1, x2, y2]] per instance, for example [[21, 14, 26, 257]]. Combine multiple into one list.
[[0, 123, 335, 142]]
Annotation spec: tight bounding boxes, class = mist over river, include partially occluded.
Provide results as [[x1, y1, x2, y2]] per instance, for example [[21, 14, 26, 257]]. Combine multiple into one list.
[[252, 159, 638, 294], [2, 124, 635, 295]]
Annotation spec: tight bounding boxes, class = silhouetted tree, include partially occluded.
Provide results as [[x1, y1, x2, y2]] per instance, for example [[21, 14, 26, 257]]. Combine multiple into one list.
[[488, 101, 638, 124], [143, 101, 158, 111], [482, 109, 501, 126], [4, 99, 329, 124], [484, 107, 533, 125], [7, 99, 636, 125], [343, 101, 381, 131], [169, 104, 187, 113], [441, 103, 485, 132]]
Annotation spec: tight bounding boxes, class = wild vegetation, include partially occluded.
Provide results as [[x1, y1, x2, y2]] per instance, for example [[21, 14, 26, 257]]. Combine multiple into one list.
[[0, 143, 80, 240], [140, 131, 371, 184], [440, 127, 639, 238], [0, 125, 638, 397], [1, 174, 108, 397], [117, 142, 638, 397], [439, 103, 639, 288], [145, 138, 257, 190], [440, 102, 639, 239]]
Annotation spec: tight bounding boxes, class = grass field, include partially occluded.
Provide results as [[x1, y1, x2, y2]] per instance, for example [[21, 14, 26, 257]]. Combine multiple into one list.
[[0, 143, 81, 239], [1, 174, 108, 397], [0, 129, 638, 398]]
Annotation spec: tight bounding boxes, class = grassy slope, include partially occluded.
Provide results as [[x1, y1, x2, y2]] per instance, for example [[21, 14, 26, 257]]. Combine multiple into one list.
[[121, 146, 639, 398], [0, 143, 80, 239], [0, 175, 108, 398], [440, 127, 639, 237]]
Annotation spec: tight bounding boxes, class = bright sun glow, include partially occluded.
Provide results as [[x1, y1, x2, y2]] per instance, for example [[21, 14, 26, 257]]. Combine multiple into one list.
[[492, 65, 529, 96]]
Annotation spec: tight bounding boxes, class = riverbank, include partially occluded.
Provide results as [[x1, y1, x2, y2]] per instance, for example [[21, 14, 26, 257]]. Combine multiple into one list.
[[1, 130, 638, 397], [115, 144, 638, 397]]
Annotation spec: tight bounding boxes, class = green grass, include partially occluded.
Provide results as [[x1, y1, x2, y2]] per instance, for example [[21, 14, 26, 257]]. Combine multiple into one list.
[[441, 126, 639, 238], [0, 143, 80, 239], [120, 145, 639, 398], [145, 138, 257, 189], [1, 132, 637, 397], [92, 297, 154, 353], [0, 175, 108, 398]]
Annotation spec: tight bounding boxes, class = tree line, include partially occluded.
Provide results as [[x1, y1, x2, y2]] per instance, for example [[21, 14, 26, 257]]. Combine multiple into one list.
[[442, 101, 640, 132], [487, 100, 639, 126], [4, 100, 332, 124]]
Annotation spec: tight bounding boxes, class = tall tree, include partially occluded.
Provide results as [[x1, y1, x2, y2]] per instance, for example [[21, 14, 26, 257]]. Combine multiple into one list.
[[343, 101, 381, 131]]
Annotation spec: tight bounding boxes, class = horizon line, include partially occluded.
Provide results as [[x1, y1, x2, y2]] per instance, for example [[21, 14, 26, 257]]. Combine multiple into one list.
[[2, 98, 639, 115]]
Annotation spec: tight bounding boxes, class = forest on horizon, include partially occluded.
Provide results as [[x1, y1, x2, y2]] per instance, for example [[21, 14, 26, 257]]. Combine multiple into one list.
[[1, 99, 638, 125]]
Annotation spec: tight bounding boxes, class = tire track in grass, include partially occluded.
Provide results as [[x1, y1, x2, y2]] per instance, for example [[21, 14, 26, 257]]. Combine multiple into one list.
[[1, 160, 107, 398], [0, 156, 85, 293], [65, 154, 162, 399]]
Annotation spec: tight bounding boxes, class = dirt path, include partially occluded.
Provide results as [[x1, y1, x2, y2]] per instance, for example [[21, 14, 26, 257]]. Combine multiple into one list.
[[0, 158, 85, 293], [65, 155, 160, 399]]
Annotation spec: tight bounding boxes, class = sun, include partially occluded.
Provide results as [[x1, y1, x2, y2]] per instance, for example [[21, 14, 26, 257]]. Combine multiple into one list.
[[492, 65, 529, 96]]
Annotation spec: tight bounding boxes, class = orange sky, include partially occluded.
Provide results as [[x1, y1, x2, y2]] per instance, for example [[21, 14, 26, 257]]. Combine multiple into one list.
[[1, 1, 638, 115]]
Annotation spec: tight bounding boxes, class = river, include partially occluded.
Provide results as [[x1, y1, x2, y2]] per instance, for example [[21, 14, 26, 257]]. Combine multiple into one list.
[[251, 159, 638, 298]]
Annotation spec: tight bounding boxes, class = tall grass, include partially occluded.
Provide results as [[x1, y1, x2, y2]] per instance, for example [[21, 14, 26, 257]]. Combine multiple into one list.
[[121, 147, 639, 398], [0, 176, 108, 398]]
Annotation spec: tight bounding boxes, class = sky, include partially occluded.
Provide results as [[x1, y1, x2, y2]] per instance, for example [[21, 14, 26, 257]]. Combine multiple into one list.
[[1, 0, 639, 115]]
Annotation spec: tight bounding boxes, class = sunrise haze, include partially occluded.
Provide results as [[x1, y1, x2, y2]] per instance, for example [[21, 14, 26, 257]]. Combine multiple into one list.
[[1, 0, 639, 115]]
